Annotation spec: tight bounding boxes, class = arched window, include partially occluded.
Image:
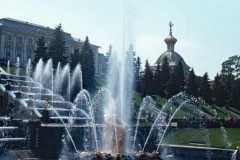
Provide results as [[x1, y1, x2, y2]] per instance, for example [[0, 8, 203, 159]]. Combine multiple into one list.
[[27, 48, 32, 59], [17, 36, 23, 43], [5, 45, 11, 57], [7, 34, 12, 41], [16, 46, 22, 58], [28, 38, 33, 45]]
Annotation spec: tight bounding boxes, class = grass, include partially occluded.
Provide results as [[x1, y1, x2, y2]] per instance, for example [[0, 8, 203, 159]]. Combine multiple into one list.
[[162, 128, 240, 149], [132, 93, 240, 120], [0, 65, 25, 75], [229, 107, 240, 115], [213, 106, 230, 119], [132, 93, 240, 149]]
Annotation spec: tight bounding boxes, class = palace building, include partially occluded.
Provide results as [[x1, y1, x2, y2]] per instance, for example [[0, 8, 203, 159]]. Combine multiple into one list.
[[0, 18, 106, 76]]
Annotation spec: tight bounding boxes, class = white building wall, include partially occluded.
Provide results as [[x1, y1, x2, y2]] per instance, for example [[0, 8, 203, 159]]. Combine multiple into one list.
[[12, 36, 16, 62], [1, 19, 106, 76], [23, 37, 27, 64], [0, 34, 5, 57]]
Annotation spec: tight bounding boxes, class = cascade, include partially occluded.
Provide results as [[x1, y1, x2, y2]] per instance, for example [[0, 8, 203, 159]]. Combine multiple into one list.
[[0, 57, 237, 160]]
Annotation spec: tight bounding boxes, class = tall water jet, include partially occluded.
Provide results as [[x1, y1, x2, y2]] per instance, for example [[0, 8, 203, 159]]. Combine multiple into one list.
[[7, 60, 10, 74], [141, 94, 180, 152], [58, 63, 70, 100], [102, 45, 135, 153], [70, 64, 82, 101], [15, 57, 20, 76], [74, 89, 98, 151], [133, 95, 158, 151], [157, 101, 187, 151], [221, 126, 232, 148], [33, 58, 44, 84], [26, 59, 32, 77], [25, 59, 32, 94], [68, 72, 71, 102], [55, 62, 61, 95]]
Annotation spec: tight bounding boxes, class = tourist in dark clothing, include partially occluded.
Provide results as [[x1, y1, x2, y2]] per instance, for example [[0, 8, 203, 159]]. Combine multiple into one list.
[[236, 146, 240, 160]]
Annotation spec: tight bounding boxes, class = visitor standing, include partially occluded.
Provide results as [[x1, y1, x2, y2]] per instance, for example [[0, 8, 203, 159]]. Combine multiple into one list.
[[236, 146, 240, 160]]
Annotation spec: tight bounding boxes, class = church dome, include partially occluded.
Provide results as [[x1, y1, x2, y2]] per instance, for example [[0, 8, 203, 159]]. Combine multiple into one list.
[[153, 22, 190, 72], [164, 32, 177, 45], [155, 50, 190, 70]]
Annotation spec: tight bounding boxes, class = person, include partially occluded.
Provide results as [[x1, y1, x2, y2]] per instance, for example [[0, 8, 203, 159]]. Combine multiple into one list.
[[41, 98, 50, 123], [236, 146, 240, 160]]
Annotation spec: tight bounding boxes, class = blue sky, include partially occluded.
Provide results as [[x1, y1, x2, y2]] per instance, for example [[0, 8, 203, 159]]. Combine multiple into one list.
[[1, 0, 240, 79]]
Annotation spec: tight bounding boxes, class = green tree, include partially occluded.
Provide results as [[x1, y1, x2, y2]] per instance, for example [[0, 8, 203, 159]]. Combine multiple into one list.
[[212, 73, 225, 106], [175, 61, 185, 90], [134, 56, 142, 92], [153, 62, 164, 96], [141, 59, 153, 96], [221, 55, 240, 79], [166, 62, 184, 98], [161, 57, 170, 96], [220, 73, 235, 106], [220, 55, 239, 106], [167, 71, 179, 98], [229, 78, 240, 108], [34, 36, 48, 65], [70, 48, 81, 71], [48, 24, 67, 68], [80, 36, 95, 91], [199, 72, 213, 104], [186, 68, 198, 97]]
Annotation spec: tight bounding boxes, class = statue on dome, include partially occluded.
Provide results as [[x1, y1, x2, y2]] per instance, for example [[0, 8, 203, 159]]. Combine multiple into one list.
[[169, 21, 174, 31]]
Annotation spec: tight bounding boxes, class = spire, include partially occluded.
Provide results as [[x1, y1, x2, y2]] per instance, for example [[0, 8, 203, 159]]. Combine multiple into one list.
[[169, 21, 173, 35], [164, 21, 177, 51]]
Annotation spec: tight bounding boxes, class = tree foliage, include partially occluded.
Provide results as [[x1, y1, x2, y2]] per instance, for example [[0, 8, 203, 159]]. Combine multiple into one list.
[[186, 69, 198, 97], [48, 24, 67, 68], [70, 48, 81, 71], [175, 61, 185, 90], [34, 36, 48, 65], [199, 72, 213, 104], [141, 60, 153, 96], [153, 62, 163, 96], [134, 56, 142, 92], [80, 36, 95, 91], [212, 73, 226, 106], [167, 71, 179, 98], [221, 55, 240, 79], [161, 57, 170, 92], [229, 78, 240, 108], [167, 62, 184, 98]]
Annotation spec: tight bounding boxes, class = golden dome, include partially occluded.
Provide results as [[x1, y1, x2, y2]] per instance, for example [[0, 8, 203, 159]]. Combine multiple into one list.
[[164, 21, 177, 46]]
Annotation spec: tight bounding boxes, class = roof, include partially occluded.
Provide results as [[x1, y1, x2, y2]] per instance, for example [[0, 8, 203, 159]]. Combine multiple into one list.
[[155, 50, 190, 70], [0, 17, 73, 41]]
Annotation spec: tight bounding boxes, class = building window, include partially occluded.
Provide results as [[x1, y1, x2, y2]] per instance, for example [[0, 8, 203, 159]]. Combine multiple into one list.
[[6, 34, 12, 41], [27, 48, 32, 59], [5, 45, 11, 57], [17, 36, 23, 43], [28, 38, 33, 45], [16, 46, 22, 58]]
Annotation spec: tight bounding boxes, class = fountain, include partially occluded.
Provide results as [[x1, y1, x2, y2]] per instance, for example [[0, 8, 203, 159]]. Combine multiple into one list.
[[15, 57, 20, 76], [0, 54, 238, 160]]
